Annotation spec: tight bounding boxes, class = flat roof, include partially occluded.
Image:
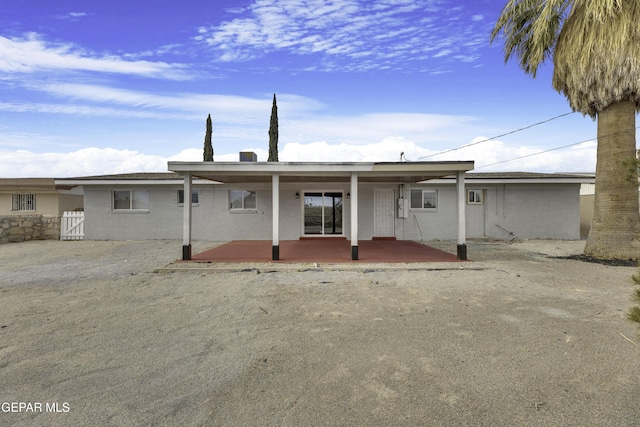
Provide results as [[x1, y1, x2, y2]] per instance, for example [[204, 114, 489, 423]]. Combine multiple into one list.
[[54, 172, 212, 186], [0, 178, 75, 191], [167, 161, 475, 184], [424, 172, 594, 185], [54, 169, 595, 187]]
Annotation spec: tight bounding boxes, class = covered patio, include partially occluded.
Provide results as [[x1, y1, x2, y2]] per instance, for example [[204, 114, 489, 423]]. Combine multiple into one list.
[[191, 239, 461, 263], [168, 160, 474, 262]]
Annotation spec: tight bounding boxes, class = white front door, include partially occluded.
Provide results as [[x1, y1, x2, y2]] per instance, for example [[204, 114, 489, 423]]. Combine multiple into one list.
[[374, 189, 395, 237], [466, 189, 486, 237]]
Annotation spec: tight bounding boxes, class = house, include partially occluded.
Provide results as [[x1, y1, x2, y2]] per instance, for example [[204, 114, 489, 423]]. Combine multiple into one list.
[[55, 172, 217, 240], [55, 158, 591, 261], [0, 178, 83, 243], [419, 172, 591, 241]]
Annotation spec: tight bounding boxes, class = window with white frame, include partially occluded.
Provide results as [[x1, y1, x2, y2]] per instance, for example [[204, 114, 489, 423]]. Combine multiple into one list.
[[12, 193, 36, 211], [113, 190, 150, 211], [467, 189, 484, 205], [178, 190, 199, 205], [410, 189, 437, 210], [229, 190, 256, 210]]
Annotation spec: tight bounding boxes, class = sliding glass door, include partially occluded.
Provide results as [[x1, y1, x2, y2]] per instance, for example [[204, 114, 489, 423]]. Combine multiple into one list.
[[303, 192, 343, 235]]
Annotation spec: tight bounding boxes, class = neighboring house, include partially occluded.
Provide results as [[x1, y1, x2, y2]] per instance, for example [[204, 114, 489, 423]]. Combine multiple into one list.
[[0, 178, 83, 243], [580, 181, 596, 237], [56, 158, 591, 260]]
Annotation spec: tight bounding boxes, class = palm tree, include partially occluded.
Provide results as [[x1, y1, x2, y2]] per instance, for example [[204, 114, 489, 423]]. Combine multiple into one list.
[[491, 0, 640, 260]]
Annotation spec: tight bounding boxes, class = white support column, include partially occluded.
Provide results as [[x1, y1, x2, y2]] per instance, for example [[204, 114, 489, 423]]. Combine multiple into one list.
[[350, 172, 359, 260], [456, 170, 467, 260], [272, 173, 280, 260], [182, 172, 193, 260]]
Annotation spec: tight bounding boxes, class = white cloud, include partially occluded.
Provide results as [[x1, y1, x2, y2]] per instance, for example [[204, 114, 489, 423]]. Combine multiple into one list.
[[0, 101, 192, 120], [0, 34, 191, 80], [6, 81, 480, 147], [280, 112, 478, 146], [197, 0, 491, 70], [280, 138, 427, 162], [0, 138, 596, 178], [429, 138, 597, 173], [67, 12, 89, 18], [0, 148, 168, 178], [19, 83, 323, 120]]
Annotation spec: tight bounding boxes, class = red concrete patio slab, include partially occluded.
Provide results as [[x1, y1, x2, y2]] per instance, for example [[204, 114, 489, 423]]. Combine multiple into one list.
[[190, 240, 461, 263]]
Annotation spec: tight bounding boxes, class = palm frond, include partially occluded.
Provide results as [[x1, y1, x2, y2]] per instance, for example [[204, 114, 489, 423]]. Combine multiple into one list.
[[490, 0, 570, 77], [553, 0, 640, 117], [492, 0, 640, 116], [574, 0, 623, 21], [628, 306, 640, 324]]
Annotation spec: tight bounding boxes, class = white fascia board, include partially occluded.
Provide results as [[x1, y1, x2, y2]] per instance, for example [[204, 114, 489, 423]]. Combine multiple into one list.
[[168, 161, 375, 175], [168, 161, 474, 176], [54, 179, 217, 186], [370, 161, 474, 173], [418, 177, 593, 185]]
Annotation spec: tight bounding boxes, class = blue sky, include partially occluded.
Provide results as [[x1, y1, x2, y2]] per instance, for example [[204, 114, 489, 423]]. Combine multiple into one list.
[[0, 0, 603, 178]]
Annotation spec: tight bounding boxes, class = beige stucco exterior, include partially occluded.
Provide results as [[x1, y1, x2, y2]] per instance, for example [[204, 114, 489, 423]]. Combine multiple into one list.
[[0, 179, 83, 215], [0, 179, 84, 243]]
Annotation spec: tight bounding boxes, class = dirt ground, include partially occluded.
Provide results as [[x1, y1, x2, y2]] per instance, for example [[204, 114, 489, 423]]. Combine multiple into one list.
[[0, 239, 639, 426]]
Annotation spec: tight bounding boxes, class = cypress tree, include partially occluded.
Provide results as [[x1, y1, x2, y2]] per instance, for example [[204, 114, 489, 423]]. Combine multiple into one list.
[[268, 94, 279, 162], [203, 114, 214, 162]]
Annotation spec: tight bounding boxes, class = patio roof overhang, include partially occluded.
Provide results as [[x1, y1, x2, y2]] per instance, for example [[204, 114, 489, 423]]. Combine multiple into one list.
[[167, 161, 475, 183], [169, 160, 474, 263]]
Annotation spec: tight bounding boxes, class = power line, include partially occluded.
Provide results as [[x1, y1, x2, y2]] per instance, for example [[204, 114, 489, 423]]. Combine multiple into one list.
[[418, 91, 638, 161], [475, 126, 640, 169], [418, 110, 576, 160], [474, 140, 588, 169]]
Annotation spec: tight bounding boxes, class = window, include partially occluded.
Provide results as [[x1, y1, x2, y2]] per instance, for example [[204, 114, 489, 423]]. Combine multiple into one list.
[[229, 190, 256, 210], [12, 193, 35, 211], [410, 189, 437, 209], [467, 190, 484, 205], [178, 190, 199, 205], [113, 190, 150, 211]]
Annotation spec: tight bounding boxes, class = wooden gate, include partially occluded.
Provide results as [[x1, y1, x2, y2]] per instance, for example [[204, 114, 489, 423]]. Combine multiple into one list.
[[61, 211, 85, 240]]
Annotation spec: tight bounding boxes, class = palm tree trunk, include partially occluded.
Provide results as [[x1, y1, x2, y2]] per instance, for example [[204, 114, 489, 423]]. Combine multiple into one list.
[[585, 100, 640, 259]]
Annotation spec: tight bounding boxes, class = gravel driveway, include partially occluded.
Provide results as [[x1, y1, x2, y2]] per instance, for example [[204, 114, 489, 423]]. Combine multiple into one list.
[[0, 239, 638, 426]]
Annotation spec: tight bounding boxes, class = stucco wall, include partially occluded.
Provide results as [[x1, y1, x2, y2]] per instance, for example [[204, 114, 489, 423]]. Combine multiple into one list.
[[398, 186, 459, 241], [83, 182, 365, 241], [397, 183, 580, 241], [0, 194, 13, 216], [0, 191, 83, 216], [58, 193, 84, 213], [83, 183, 323, 241], [84, 185, 215, 240], [0, 192, 60, 215], [81, 181, 581, 242], [485, 184, 580, 239]]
